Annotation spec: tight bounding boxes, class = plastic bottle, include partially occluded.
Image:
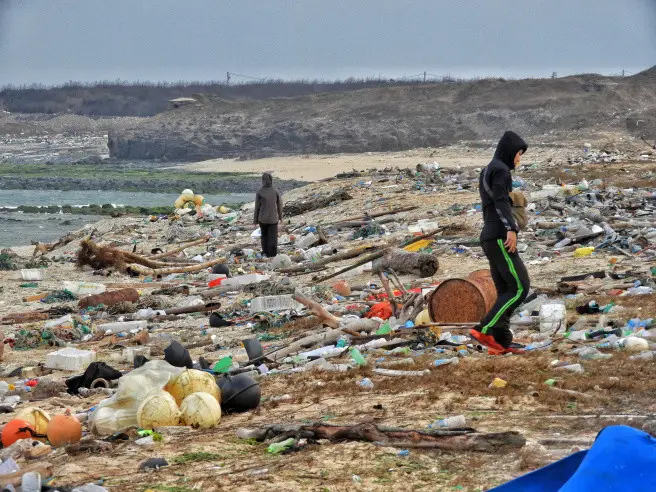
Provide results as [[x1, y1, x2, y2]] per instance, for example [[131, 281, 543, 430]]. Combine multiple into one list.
[[0, 381, 14, 397], [434, 357, 459, 367], [554, 238, 572, 249], [431, 415, 466, 428], [525, 340, 553, 351], [134, 308, 157, 320], [349, 347, 367, 366], [569, 316, 588, 331], [266, 437, 296, 454], [576, 347, 612, 360], [556, 363, 584, 374], [44, 314, 74, 330], [565, 330, 588, 342]]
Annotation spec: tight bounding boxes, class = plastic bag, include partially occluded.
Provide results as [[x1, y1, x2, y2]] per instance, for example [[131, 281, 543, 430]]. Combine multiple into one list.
[[89, 360, 184, 436]]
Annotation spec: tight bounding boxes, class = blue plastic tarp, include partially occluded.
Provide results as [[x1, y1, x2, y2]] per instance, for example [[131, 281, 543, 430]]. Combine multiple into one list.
[[491, 425, 656, 492]]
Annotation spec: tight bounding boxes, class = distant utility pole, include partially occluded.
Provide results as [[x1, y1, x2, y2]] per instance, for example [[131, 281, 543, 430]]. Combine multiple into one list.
[[226, 72, 231, 86], [552, 72, 557, 79], [622, 69, 625, 77], [423, 71, 427, 82]]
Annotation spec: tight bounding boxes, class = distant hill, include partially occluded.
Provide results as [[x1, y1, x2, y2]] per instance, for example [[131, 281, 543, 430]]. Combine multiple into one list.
[[0, 77, 469, 117], [106, 67, 656, 161]]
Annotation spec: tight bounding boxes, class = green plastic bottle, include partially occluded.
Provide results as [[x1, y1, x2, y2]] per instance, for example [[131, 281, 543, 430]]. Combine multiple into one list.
[[349, 347, 367, 366], [266, 437, 296, 454]]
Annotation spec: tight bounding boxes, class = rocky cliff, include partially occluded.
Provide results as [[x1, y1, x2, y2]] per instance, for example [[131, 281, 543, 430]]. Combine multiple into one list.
[[108, 68, 656, 162]]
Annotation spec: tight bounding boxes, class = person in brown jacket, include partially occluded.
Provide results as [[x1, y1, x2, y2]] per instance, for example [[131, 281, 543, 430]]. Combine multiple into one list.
[[253, 172, 283, 257]]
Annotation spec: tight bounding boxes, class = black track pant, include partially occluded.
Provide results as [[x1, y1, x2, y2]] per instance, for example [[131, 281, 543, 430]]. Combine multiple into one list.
[[259, 222, 278, 258], [479, 238, 530, 347]]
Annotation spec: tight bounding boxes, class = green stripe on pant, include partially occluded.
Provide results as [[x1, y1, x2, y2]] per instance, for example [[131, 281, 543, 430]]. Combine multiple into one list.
[[481, 239, 525, 334]]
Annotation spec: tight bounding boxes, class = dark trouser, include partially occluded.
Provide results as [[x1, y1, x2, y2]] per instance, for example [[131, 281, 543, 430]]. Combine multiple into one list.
[[259, 222, 278, 258], [479, 238, 530, 347]]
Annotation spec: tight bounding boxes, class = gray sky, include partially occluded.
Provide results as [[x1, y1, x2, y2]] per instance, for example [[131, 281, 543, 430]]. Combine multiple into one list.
[[0, 0, 654, 86]]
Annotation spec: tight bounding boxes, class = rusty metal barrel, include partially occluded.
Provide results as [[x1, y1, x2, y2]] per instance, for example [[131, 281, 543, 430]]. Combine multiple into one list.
[[428, 269, 497, 323]]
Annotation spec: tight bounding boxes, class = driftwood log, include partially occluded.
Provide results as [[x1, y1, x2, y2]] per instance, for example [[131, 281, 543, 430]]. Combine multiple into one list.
[[398, 292, 426, 325], [260, 293, 380, 361], [127, 258, 226, 277], [238, 422, 525, 453], [283, 188, 353, 217], [312, 228, 441, 284], [279, 244, 380, 274], [1, 311, 49, 325], [149, 237, 209, 258], [76, 239, 198, 273], [373, 249, 439, 277]]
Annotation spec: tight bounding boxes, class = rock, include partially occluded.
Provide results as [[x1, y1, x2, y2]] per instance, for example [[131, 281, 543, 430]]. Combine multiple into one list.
[[642, 420, 656, 436], [518, 442, 552, 471], [138, 457, 169, 471]]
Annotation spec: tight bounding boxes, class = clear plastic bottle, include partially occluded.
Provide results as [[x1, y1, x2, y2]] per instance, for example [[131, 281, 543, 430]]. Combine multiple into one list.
[[577, 347, 612, 360], [525, 340, 553, 351], [569, 316, 588, 331], [0, 381, 14, 397], [554, 238, 572, 249], [431, 415, 466, 428], [434, 357, 459, 367]]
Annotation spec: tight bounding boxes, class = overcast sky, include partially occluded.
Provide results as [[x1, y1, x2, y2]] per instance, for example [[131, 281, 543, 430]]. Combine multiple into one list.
[[0, 0, 654, 86]]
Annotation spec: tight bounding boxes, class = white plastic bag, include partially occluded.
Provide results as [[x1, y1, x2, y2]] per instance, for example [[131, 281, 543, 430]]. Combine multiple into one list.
[[89, 360, 184, 435]]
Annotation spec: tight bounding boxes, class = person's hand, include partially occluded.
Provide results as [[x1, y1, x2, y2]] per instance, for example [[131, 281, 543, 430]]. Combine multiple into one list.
[[504, 231, 517, 253], [279, 219, 283, 225]]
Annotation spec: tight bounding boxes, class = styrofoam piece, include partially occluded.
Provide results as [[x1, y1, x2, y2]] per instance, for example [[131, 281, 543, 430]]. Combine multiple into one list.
[[45, 348, 96, 371], [100, 320, 147, 334], [21, 269, 44, 281], [250, 294, 303, 313], [221, 273, 269, 288], [62, 281, 106, 296]]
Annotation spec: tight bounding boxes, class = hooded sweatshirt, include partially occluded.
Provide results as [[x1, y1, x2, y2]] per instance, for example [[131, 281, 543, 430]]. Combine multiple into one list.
[[254, 172, 283, 224], [479, 131, 528, 241]]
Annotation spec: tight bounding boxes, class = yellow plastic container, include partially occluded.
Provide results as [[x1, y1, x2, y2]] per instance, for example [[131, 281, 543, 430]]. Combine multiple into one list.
[[574, 247, 595, 258]]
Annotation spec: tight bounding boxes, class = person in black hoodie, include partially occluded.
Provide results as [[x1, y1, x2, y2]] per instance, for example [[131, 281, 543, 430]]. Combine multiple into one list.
[[254, 172, 283, 257], [470, 131, 530, 355]]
